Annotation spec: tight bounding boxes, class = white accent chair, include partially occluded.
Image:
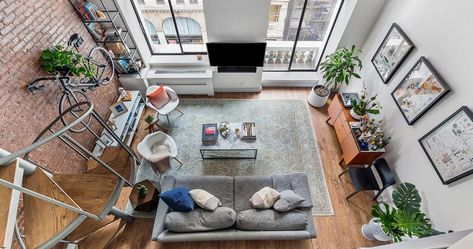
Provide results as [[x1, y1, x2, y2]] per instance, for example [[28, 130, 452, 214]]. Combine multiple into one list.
[[137, 131, 182, 179], [145, 86, 183, 127]]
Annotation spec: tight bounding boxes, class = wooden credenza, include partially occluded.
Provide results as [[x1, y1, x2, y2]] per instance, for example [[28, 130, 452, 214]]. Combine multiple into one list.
[[327, 94, 384, 166]]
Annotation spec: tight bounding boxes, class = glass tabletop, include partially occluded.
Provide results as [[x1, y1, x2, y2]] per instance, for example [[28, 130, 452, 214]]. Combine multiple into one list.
[[200, 123, 257, 150]]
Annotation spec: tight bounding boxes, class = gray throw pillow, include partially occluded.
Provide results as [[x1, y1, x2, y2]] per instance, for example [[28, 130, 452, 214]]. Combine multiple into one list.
[[236, 209, 307, 231], [273, 190, 306, 212], [165, 207, 236, 232]]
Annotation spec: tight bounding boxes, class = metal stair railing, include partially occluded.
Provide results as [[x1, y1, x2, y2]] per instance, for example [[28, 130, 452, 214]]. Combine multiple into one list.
[[0, 101, 140, 249]]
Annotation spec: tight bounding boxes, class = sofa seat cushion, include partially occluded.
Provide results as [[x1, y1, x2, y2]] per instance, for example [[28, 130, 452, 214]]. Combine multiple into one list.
[[165, 207, 236, 232], [175, 176, 234, 208], [236, 209, 307, 231]]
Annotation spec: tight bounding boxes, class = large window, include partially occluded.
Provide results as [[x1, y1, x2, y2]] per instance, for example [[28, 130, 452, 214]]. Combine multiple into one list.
[[264, 0, 342, 71], [133, 0, 207, 54]]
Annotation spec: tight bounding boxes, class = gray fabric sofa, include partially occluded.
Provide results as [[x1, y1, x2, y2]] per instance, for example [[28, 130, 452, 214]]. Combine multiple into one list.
[[152, 173, 316, 242]]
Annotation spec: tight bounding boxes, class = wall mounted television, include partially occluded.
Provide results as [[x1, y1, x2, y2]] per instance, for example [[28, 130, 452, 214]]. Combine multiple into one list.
[[206, 42, 267, 67]]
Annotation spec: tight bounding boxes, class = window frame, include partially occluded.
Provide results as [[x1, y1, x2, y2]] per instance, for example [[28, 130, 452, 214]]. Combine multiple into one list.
[[131, 0, 207, 55], [264, 0, 345, 72]]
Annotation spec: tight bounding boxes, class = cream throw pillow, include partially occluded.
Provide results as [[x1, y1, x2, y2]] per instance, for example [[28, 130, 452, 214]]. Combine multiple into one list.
[[250, 187, 280, 209], [189, 189, 222, 211]]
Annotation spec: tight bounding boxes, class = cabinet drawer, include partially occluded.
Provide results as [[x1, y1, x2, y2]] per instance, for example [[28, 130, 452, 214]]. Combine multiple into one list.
[[340, 135, 359, 165]]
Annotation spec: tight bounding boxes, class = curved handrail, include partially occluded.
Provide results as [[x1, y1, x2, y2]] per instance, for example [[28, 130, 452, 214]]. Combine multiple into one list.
[[0, 102, 94, 166]]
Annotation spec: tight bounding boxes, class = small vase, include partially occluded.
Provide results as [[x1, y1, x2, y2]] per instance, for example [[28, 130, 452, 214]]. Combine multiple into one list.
[[350, 109, 363, 120]]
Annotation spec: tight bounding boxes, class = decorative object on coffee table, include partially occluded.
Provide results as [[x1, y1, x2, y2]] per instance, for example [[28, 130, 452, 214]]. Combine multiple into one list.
[[372, 23, 415, 84], [419, 106, 473, 184], [130, 180, 160, 211], [391, 57, 451, 125], [218, 122, 231, 138]]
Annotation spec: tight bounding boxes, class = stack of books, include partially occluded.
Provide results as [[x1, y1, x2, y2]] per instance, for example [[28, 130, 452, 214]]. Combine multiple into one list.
[[114, 57, 130, 74], [87, 22, 106, 41], [75, 2, 101, 21], [202, 123, 218, 145], [241, 122, 256, 140]]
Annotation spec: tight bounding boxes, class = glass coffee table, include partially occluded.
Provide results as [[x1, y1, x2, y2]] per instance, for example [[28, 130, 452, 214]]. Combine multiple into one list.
[[200, 122, 258, 160]]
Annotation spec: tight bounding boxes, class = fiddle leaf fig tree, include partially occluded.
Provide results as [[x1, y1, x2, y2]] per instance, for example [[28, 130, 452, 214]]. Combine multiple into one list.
[[371, 182, 432, 242], [319, 45, 362, 90]]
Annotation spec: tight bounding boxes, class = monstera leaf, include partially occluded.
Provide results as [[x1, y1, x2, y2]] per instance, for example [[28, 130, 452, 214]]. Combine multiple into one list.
[[395, 209, 432, 241], [392, 182, 421, 213]]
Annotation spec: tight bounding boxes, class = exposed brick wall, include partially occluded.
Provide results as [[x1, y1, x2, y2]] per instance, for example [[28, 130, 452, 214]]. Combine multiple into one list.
[[0, 0, 120, 173]]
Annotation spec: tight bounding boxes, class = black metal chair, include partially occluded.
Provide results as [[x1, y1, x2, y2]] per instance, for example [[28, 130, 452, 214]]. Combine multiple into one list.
[[338, 158, 396, 201]]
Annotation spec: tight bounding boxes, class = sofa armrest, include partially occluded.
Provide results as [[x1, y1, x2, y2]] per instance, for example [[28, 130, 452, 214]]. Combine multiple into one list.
[[152, 175, 175, 241]]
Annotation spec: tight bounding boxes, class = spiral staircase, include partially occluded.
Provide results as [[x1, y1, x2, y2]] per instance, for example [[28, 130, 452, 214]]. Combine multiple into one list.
[[0, 102, 141, 249]]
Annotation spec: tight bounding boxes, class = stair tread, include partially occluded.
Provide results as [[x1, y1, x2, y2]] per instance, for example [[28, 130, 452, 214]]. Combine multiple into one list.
[[24, 168, 81, 249], [78, 219, 125, 249], [66, 215, 116, 242], [65, 185, 132, 241], [87, 147, 132, 182], [0, 161, 18, 246], [53, 173, 120, 216]]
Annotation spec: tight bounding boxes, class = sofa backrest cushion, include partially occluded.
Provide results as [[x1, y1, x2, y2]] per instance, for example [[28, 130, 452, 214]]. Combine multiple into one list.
[[174, 176, 234, 208], [272, 173, 313, 209], [233, 175, 272, 212]]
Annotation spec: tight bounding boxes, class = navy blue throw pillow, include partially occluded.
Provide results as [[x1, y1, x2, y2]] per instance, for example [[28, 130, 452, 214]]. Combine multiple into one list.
[[160, 187, 194, 212]]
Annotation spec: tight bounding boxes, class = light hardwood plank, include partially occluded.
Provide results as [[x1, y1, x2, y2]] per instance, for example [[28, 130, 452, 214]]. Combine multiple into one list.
[[77, 219, 125, 249]]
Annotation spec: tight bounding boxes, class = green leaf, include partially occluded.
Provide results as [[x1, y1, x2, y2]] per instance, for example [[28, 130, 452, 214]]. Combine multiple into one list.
[[393, 182, 422, 212], [395, 209, 432, 240]]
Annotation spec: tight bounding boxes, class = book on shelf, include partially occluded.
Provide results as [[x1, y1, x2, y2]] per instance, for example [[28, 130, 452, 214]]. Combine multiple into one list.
[[241, 122, 256, 140], [114, 57, 130, 74], [202, 123, 218, 145], [87, 22, 105, 41]]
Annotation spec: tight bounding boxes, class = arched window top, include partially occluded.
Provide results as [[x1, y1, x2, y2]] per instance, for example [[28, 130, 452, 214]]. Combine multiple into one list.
[[162, 17, 202, 36], [145, 19, 158, 35]]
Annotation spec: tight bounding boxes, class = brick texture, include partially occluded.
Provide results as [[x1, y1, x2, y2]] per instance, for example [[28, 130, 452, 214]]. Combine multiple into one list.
[[0, 0, 120, 174]]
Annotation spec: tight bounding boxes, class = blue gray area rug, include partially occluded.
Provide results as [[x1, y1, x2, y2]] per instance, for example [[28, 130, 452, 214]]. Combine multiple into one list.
[[133, 99, 333, 216]]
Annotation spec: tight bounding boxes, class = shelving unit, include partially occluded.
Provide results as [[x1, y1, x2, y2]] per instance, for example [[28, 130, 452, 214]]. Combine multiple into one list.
[[69, 0, 144, 75], [93, 91, 145, 157]]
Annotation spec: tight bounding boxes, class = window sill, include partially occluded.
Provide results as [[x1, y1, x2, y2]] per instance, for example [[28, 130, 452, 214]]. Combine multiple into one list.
[[262, 71, 320, 87]]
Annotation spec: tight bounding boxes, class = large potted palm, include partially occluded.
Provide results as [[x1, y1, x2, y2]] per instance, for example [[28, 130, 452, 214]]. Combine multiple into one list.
[[362, 182, 433, 242], [308, 45, 362, 107]]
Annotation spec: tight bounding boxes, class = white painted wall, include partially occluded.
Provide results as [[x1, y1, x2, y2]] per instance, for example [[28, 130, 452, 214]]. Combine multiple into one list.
[[345, 0, 473, 231], [203, 0, 270, 92]]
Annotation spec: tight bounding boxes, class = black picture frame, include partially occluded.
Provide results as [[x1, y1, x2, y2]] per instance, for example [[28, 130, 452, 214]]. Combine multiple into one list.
[[340, 92, 359, 107], [371, 23, 415, 84], [419, 106, 473, 184], [391, 57, 451, 125]]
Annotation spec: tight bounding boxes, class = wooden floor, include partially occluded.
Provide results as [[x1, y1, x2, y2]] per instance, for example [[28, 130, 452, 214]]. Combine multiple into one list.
[[108, 88, 384, 249]]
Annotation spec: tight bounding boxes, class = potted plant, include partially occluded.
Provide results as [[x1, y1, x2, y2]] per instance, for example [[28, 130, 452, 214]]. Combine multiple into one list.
[[308, 45, 362, 107], [362, 182, 433, 242], [41, 45, 95, 78], [351, 90, 381, 120], [136, 184, 149, 198]]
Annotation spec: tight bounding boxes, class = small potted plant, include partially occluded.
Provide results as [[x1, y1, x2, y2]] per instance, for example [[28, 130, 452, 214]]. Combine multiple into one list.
[[351, 89, 381, 120], [362, 182, 433, 242], [41, 45, 95, 78], [136, 184, 149, 198], [308, 45, 362, 107]]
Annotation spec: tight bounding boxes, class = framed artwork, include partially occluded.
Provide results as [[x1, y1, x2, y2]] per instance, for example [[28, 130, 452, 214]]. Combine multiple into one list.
[[372, 23, 415, 84], [419, 106, 473, 184], [110, 102, 128, 117], [391, 57, 451, 125], [340, 92, 359, 107]]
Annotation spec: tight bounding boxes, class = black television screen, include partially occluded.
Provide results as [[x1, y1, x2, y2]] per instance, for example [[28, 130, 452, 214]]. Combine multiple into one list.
[[206, 43, 266, 67]]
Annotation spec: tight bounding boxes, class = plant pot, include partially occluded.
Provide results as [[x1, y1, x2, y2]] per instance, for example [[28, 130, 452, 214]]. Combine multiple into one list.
[[361, 218, 393, 242], [308, 85, 330, 107], [350, 108, 363, 120]]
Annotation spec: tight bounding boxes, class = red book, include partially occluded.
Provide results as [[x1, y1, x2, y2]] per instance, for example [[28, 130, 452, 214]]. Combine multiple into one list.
[[205, 127, 216, 135]]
